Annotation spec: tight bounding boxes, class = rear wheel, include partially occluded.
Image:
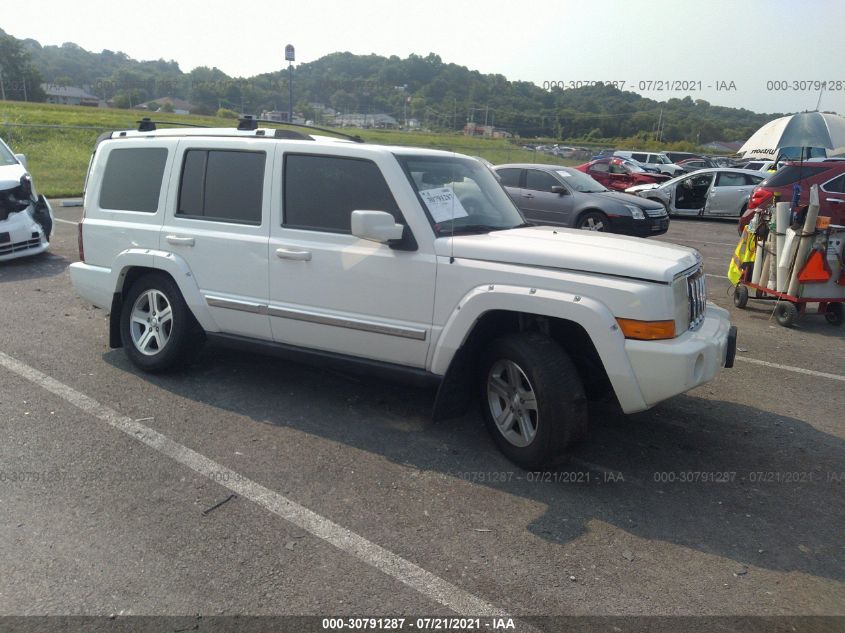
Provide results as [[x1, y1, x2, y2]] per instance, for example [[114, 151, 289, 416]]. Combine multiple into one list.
[[120, 272, 204, 372], [480, 333, 587, 469], [774, 301, 799, 328], [825, 303, 844, 326], [576, 211, 609, 232]]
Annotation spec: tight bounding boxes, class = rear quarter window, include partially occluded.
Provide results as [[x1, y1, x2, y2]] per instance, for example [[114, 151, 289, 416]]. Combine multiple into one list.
[[99, 147, 168, 212], [763, 165, 828, 187]]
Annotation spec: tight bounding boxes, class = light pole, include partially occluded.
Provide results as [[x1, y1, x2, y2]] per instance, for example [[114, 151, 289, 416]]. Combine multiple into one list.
[[285, 44, 295, 123]]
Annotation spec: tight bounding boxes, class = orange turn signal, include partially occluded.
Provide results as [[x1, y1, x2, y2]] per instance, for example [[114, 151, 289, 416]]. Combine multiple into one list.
[[616, 318, 676, 341]]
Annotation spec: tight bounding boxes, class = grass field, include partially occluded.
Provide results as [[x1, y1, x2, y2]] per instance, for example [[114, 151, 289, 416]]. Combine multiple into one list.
[[0, 101, 573, 197]]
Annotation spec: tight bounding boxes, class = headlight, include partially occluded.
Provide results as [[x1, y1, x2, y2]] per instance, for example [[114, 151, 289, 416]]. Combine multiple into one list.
[[625, 204, 645, 220]]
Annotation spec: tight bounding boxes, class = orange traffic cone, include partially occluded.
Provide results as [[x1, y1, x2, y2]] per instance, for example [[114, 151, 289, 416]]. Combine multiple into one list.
[[798, 248, 831, 283]]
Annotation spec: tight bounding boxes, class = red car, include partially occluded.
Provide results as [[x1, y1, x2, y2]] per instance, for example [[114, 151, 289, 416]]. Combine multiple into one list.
[[575, 157, 671, 192], [739, 159, 845, 231]]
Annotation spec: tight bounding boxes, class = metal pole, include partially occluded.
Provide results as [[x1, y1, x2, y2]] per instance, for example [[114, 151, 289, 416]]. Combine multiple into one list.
[[288, 63, 293, 123], [0, 66, 5, 101]]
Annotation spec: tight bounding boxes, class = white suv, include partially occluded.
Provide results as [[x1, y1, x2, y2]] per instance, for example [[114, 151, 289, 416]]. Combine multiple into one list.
[[614, 151, 685, 177], [70, 119, 736, 468]]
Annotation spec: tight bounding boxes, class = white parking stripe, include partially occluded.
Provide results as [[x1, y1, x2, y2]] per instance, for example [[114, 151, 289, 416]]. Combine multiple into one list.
[[706, 273, 729, 279], [735, 356, 845, 383], [54, 218, 79, 225], [0, 351, 508, 618], [660, 237, 737, 247]]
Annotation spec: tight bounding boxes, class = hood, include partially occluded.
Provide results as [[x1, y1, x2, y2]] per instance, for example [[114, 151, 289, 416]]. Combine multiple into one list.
[[625, 182, 661, 193], [0, 163, 29, 190], [440, 226, 700, 283], [588, 190, 664, 209]]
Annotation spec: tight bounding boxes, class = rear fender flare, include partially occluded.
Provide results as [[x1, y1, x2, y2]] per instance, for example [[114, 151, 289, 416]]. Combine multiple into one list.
[[109, 249, 218, 332]]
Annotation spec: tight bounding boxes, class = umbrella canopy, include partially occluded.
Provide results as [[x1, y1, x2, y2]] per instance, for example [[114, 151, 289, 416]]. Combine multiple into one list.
[[739, 112, 845, 159]]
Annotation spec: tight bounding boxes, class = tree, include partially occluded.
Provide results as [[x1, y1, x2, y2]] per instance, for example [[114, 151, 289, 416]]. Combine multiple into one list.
[[0, 33, 45, 101]]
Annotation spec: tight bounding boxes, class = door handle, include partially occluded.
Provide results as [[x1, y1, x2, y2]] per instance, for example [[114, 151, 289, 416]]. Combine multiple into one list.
[[522, 193, 535, 199], [276, 247, 312, 261], [166, 235, 195, 246], [829, 199, 844, 204]]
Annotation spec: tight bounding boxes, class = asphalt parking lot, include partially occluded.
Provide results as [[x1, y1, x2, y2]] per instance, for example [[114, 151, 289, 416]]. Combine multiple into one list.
[[1, 204, 843, 632]]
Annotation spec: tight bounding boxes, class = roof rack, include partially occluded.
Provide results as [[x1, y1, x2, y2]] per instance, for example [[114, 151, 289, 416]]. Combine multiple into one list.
[[237, 115, 364, 143]]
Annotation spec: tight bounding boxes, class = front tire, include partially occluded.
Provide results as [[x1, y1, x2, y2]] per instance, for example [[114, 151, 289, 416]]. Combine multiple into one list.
[[576, 211, 609, 232], [120, 272, 203, 372], [480, 334, 587, 469]]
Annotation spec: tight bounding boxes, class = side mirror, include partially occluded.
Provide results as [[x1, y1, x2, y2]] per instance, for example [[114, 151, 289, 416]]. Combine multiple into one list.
[[15, 154, 27, 169], [351, 210, 404, 243], [550, 185, 567, 195]]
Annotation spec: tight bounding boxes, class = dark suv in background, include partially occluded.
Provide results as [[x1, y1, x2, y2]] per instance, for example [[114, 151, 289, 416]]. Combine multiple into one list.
[[739, 159, 845, 230]]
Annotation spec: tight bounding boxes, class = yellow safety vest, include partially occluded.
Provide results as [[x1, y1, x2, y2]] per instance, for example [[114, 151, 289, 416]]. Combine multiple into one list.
[[728, 228, 757, 285]]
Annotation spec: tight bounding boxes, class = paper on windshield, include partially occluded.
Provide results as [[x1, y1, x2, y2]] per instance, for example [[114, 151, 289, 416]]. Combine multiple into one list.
[[419, 187, 469, 223], [555, 170, 573, 178]]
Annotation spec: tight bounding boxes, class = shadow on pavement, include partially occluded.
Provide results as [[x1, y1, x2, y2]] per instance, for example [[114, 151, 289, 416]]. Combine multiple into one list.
[[0, 252, 69, 284], [104, 343, 845, 583]]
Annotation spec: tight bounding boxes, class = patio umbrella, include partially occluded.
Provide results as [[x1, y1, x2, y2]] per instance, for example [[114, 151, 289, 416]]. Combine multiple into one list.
[[739, 111, 845, 159]]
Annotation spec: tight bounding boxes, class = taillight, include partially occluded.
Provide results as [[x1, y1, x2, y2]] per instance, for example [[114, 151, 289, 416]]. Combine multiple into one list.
[[77, 222, 85, 262], [749, 187, 774, 210]]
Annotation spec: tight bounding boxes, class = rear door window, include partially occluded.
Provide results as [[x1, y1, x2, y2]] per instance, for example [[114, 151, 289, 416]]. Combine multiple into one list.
[[99, 148, 168, 212], [496, 168, 522, 188], [715, 172, 747, 187], [177, 149, 265, 224]]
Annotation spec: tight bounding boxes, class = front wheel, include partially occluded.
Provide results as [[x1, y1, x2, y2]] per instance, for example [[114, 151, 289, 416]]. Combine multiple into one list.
[[576, 211, 609, 232], [480, 334, 587, 469], [120, 272, 204, 372]]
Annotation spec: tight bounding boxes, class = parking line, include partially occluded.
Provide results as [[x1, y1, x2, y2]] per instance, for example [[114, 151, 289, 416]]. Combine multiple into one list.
[[735, 356, 845, 383], [54, 218, 79, 225], [661, 237, 737, 248], [0, 350, 508, 618]]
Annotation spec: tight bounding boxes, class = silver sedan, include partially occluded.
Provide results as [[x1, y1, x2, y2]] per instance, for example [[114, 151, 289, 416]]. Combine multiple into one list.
[[625, 168, 766, 217]]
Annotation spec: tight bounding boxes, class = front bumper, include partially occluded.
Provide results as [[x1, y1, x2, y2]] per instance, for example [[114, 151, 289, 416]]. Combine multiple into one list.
[[0, 207, 49, 262], [624, 304, 735, 409], [610, 214, 669, 237]]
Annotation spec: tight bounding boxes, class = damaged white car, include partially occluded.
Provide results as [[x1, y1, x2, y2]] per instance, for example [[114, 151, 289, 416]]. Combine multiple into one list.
[[0, 138, 53, 262]]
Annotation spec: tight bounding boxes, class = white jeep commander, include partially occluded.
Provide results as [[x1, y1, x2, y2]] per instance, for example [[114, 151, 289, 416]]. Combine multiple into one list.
[[70, 118, 736, 468]]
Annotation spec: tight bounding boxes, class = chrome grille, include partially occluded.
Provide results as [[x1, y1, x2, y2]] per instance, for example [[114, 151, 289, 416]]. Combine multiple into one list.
[[645, 207, 667, 217], [687, 268, 706, 330]]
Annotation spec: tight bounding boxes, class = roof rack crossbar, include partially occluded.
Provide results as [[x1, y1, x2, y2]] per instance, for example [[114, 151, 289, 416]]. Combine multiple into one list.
[[237, 116, 364, 143], [137, 118, 211, 132]]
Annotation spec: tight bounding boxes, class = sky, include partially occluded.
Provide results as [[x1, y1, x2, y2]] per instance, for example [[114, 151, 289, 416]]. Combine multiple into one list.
[[5, 0, 845, 115]]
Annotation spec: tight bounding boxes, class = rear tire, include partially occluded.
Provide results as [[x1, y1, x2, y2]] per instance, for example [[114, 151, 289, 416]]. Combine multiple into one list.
[[774, 302, 799, 328], [120, 272, 204, 373], [479, 333, 587, 469], [825, 303, 844, 326]]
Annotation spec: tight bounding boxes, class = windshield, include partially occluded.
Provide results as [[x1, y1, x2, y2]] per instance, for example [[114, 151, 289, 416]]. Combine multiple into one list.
[[555, 169, 608, 193], [655, 155, 671, 164], [0, 139, 18, 166], [397, 154, 526, 235], [620, 159, 645, 173]]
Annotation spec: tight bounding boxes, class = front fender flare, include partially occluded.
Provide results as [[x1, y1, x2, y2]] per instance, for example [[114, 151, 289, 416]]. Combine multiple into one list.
[[430, 284, 648, 412]]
